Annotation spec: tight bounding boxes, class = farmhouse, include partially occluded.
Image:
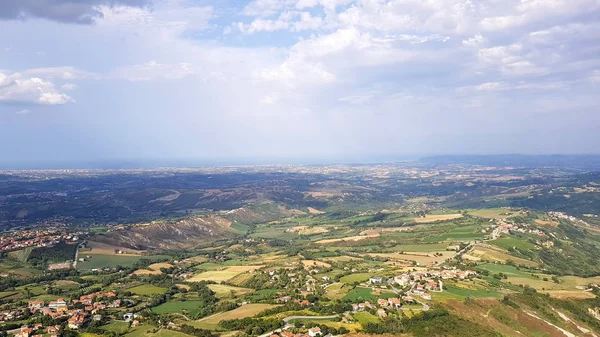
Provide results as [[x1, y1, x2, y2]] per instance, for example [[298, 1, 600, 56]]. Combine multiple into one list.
[[369, 276, 383, 284], [308, 327, 322, 337]]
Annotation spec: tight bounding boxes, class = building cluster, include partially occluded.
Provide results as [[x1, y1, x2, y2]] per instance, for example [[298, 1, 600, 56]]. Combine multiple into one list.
[[495, 222, 545, 237], [26, 291, 121, 332], [0, 308, 26, 323], [0, 229, 80, 252], [270, 327, 331, 337], [13, 323, 62, 337]]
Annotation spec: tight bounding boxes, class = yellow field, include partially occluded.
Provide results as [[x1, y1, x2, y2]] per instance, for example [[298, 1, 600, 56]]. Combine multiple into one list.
[[149, 263, 174, 270], [325, 283, 351, 300], [228, 273, 256, 286], [316, 234, 378, 244], [367, 251, 454, 265], [307, 207, 326, 214], [86, 241, 144, 256], [534, 219, 559, 227], [544, 290, 596, 299], [131, 262, 174, 276], [195, 304, 279, 327], [132, 269, 162, 275], [504, 275, 600, 291], [463, 246, 539, 268], [207, 284, 254, 298], [413, 214, 463, 223], [188, 265, 262, 283], [321, 256, 362, 262], [301, 260, 331, 269]]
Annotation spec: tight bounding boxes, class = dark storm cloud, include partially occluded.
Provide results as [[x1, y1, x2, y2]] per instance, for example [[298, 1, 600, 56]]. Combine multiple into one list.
[[0, 0, 151, 24]]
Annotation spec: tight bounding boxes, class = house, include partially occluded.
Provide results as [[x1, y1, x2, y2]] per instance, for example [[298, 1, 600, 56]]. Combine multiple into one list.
[[388, 297, 401, 309], [68, 314, 85, 329], [48, 298, 67, 310], [47, 325, 61, 334], [308, 327, 322, 337], [376, 309, 387, 318], [369, 276, 383, 284], [124, 313, 134, 322], [402, 296, 416, 303], [426, 281, 439, 291], [19, 327, 33, 337], [421, 293, 432, 300], [28, 301, 44, 311], [377, 298, 388, 307], [413, 285, 425, 295], [358, 301, 372, 310]]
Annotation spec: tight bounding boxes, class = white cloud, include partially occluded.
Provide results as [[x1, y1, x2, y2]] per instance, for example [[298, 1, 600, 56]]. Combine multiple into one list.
[[0, 71, 73, 105], [24, 67, 96, 80], [16, 109, 31, 114], [462, 33, 485, 47]]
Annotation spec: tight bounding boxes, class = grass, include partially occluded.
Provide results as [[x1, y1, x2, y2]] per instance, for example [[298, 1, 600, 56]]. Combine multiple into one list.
[[468, 208, 517, 219], [433, 284, 503, 301], [152, 300, 207, 317], [491, 236, 536, 251], [77, 254, 169, 270], [413, 214, 463, 223], [391, 243, 450, 252], [189, 266, 261, 282], [342, 287, 396, 302], [339, 273, 372, 284], [101, 320, 131, 334], [128, 284, 167, 296], [353, 311, 379, 325], [193, 304, 279, 329], [324, 283, 351, 300], [207, 284, 254, 298]]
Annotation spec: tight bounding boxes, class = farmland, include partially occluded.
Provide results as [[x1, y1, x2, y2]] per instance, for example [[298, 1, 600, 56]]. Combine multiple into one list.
[[152, 300, 207, 317], [2, 161, 600, 337], [192, 304, 279, 328], [128, 284, 167, 296]]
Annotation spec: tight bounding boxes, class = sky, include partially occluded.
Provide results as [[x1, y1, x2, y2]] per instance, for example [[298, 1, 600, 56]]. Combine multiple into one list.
[[0, 0, 599, 167]]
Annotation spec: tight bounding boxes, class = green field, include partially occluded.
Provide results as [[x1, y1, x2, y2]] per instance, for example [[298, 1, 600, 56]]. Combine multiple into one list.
[[342, 287, 396, 302], [128, 284, 167, 296], [423, 225, 485, 242], [152, 300, 207, 317], [207, 284, 254, 298], [491, 236, 536, 250], [433, 284, 503, 300], [339, 273, 372, 284], [353, 311, 379, 325], [101, 320, 131, 334], [77, 254, 170, 270]]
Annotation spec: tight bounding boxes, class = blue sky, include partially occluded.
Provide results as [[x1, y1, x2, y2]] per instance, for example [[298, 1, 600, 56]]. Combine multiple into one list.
[[1, 0, 599, 166]]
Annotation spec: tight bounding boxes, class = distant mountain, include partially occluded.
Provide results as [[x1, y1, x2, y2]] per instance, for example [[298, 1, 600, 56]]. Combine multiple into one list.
[[420, 154, 600, 170]]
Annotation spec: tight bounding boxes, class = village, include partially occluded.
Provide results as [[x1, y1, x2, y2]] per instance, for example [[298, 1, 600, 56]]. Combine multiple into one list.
[[0, 229, 82, 253], [2, 291, 137, 337]]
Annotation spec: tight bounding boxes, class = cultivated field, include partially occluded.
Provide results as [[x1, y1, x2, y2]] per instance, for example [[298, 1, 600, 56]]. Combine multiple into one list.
[[194, 304, 279, 328], [128, 284, 167, 296], [207, 284, 254, 298], [413, 214, 463, 223], [188, 265, 263, 282]]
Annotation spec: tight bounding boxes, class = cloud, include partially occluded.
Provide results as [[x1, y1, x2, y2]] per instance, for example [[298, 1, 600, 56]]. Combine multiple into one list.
[[0, 71, 73, 105], [111, 61, 196, 81], [25, 67, 97, 80], [16, 109, 31, 114], [0, 0, 151, 24]]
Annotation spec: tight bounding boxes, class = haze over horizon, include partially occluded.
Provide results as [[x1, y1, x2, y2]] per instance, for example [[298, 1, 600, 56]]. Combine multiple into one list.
[[1, 0, 599, 165]]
